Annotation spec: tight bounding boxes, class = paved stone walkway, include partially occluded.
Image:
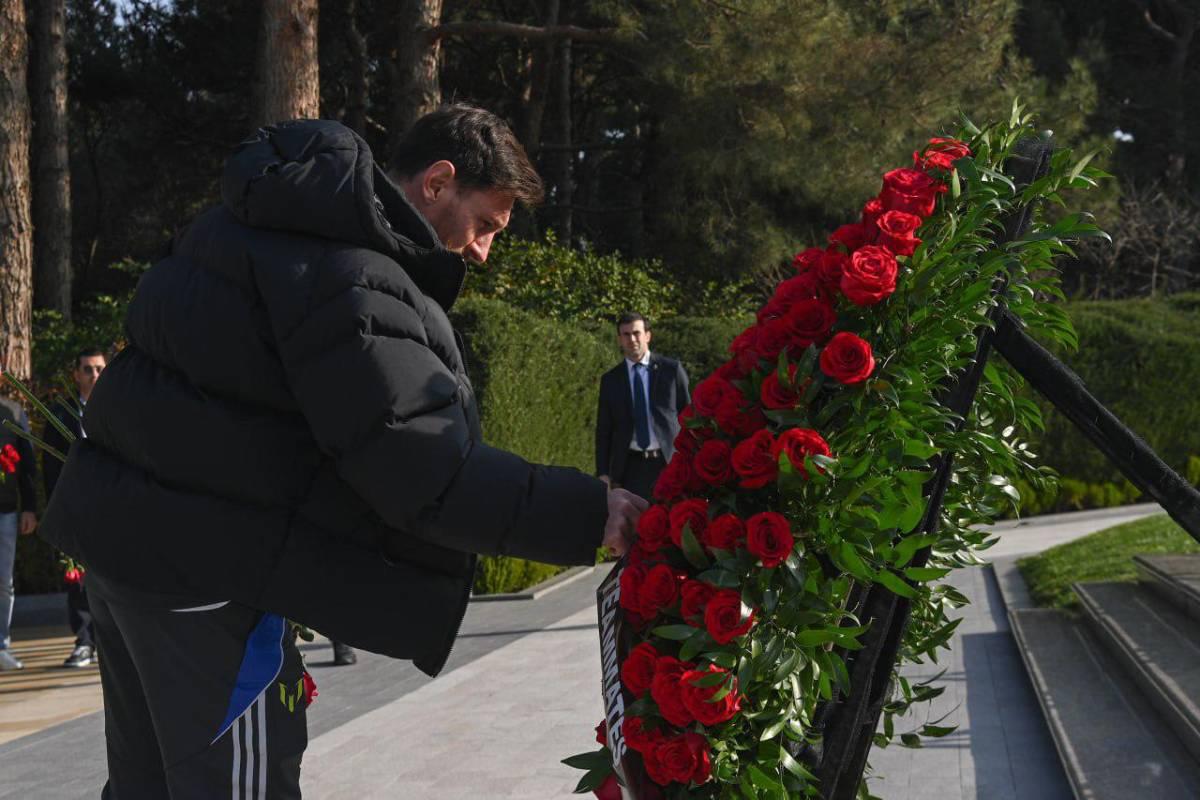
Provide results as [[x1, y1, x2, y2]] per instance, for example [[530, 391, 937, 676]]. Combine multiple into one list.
[[0, 504, 1165, 798]]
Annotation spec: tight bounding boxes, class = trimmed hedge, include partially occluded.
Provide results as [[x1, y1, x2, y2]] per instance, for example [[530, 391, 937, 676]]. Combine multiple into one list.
[[1032, 293, 1200, 486]]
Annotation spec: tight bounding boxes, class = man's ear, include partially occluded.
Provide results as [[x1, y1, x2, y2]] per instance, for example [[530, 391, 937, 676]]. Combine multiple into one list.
[[422, 160, 457, 203]]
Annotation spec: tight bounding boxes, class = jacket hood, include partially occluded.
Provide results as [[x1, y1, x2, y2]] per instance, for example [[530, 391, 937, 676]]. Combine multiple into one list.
[[221, 119, 467, 310]]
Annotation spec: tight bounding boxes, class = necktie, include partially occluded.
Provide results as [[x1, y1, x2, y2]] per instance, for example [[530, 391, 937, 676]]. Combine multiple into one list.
[[633, 363, 651, 449]]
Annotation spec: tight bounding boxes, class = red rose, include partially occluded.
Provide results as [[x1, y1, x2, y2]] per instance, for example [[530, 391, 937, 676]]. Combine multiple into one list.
[[861, 197, 885, 229], [841, 245, 898, 306], [679, 579, 718, 625], [622, 641, 660, 696], [702, 513, 745, 554], [770, 428, 832, 479], [681, 665, 742, 726], [880, 167, 946, 217], [751, 318, 790, 363], [692, 374, 734, 417], [653, 456, 693, 502], [714, 359, 746, 382], [594, 772, 623, 800], [782, 297, 837, 348], [642, 741, 673, 787], [657, 732, 713, 785], [875, 210, 922, 257], [651, 656, 695, 727], [829, 222, 869, 253], [760, 363, 811, 410], [693, 439, 733, 486], [619, 563, 647, 614], [767, 272, 823, 317], [63, 567, 84, 585], [818, 249, 850, 294], [677, 406, 715, 442], [673, 427, 699, 458], [595, 719, 608, 746], [637, 505, 672, 552], [792, 247, 824, 273], [669, 498, 709, 547], [623, 716, 664, 755], [820, 331, 876, 384], [640, 564, 682, 614], [728, 326, 761, 373], [302, 670, 318, 705], [731, 429, 778, 489], [745, 511, 795, 567], [704, 589, 756, 644], [914, 136, 971, 171], [715, 391, 766, 438]]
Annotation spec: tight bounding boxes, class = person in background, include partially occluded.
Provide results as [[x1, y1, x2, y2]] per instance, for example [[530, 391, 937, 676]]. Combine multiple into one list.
[[595, 313, 691, 500], [0, 367, 39, 671], [43, 348, 107, 668]]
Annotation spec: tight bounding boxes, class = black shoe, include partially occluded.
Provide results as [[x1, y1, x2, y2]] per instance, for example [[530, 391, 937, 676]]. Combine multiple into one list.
[[332, 642, 357, 666], [63, 644, 95, 668]]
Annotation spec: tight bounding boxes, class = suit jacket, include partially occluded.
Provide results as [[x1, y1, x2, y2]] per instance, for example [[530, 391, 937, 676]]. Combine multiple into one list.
[[595, 353, 690, 481]]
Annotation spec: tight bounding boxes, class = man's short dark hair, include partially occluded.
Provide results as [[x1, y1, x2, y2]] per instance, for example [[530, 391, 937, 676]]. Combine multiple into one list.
[[75, 347, 105, 368], [617, 312, 650, 332], [389, 104, 544, 208]]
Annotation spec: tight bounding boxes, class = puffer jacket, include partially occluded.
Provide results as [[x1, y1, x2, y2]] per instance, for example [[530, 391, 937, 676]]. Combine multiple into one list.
[[39, 120, 607, 675]]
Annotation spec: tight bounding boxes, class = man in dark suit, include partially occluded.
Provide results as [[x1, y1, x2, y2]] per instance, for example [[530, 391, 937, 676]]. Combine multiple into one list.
[[44, 347, 106, 668], [596, 313, 691, 500]]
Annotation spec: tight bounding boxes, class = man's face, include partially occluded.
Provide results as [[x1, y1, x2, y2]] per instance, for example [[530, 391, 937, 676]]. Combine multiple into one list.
[[618, 321, 651, 362], [74, 355, 106, 399], [404, 161, 513, 264]]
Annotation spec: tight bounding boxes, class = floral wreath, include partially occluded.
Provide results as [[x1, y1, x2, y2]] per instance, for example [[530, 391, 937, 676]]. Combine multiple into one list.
[[567, 106, 1106, 799]]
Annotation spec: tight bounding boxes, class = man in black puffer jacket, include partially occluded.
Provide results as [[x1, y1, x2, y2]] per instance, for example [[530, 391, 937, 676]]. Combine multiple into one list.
[[39, 106, 644, 799]]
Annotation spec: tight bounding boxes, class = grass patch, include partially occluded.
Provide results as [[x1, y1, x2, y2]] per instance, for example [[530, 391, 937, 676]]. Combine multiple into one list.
[[1017, 514, 1200, 610]]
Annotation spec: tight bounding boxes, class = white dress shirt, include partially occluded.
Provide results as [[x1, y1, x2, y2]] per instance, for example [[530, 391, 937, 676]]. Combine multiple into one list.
[[625, 352, 660, 451]]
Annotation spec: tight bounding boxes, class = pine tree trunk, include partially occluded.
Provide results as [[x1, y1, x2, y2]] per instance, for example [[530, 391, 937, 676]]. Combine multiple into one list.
[[30, 0, 70, 318], [548, 35, 573, 242], [0, 0, 33, 381], [386, 0, 442, 166], [343, 0, 369, 136], [253, 0, 320, 129], [520, 0, 560, 158]]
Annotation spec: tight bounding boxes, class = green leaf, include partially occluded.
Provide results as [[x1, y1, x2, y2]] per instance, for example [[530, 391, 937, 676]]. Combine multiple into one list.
[[904, 567, 951, 582], [562, 750, 611, 772], [875, 570, 916, 599], [920, 724, 957, 738], [681, 524, 711, 569], [698, 568, 741, 588], [900, 733, 923, 749], [572, 766, 612, 794], [748, 764, 782, 791], [679, 628, 711, 662], [773, 648, 801, 683], [651, 624, 698, 641], [760, 716, 789, 741], [837, 541, 873, 581]]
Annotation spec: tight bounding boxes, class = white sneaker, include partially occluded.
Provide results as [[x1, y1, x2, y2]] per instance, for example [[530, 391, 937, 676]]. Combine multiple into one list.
[[0, 649, 23, 671]]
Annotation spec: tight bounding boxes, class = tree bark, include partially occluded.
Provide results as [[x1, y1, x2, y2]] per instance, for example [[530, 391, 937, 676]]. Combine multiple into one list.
[[253, 0, 320, 129], [547, 35, 573, 242], [30, 0, 70, 317], [343, 0, 369, 136], [1139, 0, 1197, 187], [519, 0, 560, 159], [386, 0, 443, 166], [0, 0, 33, 381]]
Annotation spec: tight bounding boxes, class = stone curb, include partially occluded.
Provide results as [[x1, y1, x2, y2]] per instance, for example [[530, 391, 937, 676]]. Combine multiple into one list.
[[468, 564, 601, 602]]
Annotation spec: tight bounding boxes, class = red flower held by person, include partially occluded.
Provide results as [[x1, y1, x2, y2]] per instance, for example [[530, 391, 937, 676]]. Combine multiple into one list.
[[731, 429, 778, 489], [875, 210, 923, 257], [701, 513, 745, 555], [693, 439, 733, 486], [656, 732, 713, 786], [770, 428, 832, 479], [745, 511, 795, 568], [622, 641, 660, 696], [64, 567, 85, 585], [669, 499, 710, 547], [820, 331, 876, 385], [704, 589, 756, 644], [680, 665, 742, 726], [679, 579, 718, 626], [914, 136, 972, 171], [880, 167, 947, 218], [841, 245, 899, 306], [0, 443, 19, 474], [651, 656, 696, 727], [640, 563, 682, 615]]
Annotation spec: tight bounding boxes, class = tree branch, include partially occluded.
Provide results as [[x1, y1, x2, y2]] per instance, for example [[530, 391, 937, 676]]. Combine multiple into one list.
[[429, 21, 622, 45]]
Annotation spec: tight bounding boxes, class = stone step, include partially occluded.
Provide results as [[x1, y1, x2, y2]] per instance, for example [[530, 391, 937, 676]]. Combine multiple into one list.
[[1009, 607, 1200, 799], [1134, 553, 1200, 625], [1075, 581, 1200, 765]]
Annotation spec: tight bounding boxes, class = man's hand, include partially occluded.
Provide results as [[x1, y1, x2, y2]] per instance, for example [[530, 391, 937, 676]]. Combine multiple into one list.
[[18, 511, 37, 536], [599, 475, 612, 488], [601, 488, 647, 557]]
